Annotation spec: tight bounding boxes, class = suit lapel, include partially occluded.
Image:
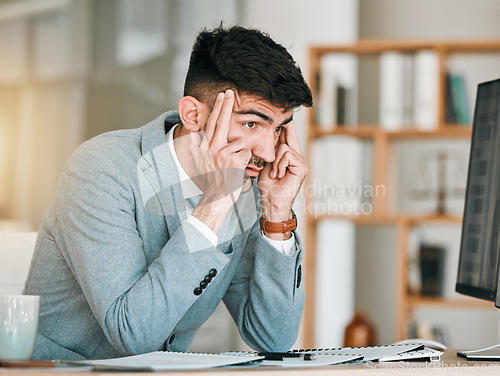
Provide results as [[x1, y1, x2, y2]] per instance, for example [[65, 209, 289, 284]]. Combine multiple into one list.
[[137, 112, 187, 237]]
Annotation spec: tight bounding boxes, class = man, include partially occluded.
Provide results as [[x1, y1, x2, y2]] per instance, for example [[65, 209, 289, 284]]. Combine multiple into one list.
[[24, 25, 312, 360]]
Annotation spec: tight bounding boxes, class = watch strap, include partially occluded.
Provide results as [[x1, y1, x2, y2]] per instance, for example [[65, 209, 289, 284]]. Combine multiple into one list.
[[260, 210, 297, 233]]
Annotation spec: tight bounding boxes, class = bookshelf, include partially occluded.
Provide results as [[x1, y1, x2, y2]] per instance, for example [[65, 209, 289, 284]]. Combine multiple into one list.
[[303, 39, 500, 347]]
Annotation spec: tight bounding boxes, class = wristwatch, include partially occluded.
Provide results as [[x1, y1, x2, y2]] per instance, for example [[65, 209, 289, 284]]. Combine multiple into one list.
[[260, 210, 297, 233]]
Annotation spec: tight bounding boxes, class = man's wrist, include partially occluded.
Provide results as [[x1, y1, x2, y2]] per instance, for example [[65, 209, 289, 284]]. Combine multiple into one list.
[[191, 195, 234, 234], [261, 203, 294, 223]]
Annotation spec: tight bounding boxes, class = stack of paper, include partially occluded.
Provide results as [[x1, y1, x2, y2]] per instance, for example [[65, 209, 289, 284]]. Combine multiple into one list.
[[63, 351, 263, 371]]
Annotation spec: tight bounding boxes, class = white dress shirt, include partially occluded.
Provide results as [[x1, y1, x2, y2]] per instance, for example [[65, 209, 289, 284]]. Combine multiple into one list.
[[167, 124, 296, 256]]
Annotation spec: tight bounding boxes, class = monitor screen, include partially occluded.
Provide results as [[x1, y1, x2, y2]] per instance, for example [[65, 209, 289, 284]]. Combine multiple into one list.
[[456, 78, 500, 307]]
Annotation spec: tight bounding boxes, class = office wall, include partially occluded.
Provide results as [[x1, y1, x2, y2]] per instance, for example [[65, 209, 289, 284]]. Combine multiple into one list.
[[360, 0, 500, 40], [356, 0, 500, 348], [87, 0, 243, 139]]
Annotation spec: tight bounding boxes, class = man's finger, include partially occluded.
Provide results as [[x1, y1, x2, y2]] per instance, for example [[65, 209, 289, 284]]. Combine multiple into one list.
[[284, 121, 303, 155], [189, 131, 215, 172], [205, 92, 225, 142], [219, 137, 246, 156], [275, 149, 306, 179], [212, 89, 234, 146], [272, 143, 289, 178]]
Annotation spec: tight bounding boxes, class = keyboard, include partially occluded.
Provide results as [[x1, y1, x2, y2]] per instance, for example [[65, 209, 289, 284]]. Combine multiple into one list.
[[287, 343, 442, 362], [230, 343, 443, 364], [378, 347, 443, 362]]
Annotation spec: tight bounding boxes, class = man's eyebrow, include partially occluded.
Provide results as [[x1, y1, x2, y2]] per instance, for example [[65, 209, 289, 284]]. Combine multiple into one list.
[[234, 110, 293, 126], [235, 110, 273, 123], [281, 115, 293, 126]]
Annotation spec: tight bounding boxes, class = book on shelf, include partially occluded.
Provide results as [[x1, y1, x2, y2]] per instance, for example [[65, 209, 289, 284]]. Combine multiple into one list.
[[445, 72, 470, 126], [379, 50, 441, 131], [409, 237, 448, 297], [315, 54, 356, 129], [445, 73, 458, 125], [316, 69, 337, 129], [413, 51, 439, 131], [379, 52, 413, 130], [315, 72, 353, 129], [419, 244, 446, 296], [337, 85, 348, 125]]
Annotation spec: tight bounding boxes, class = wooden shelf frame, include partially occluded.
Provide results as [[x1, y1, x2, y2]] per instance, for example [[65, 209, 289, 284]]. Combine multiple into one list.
[[306, 213, 464, 225], [303, 39, 500, 348], [407, 295, 495, 309], [310, 125, 472, 139]]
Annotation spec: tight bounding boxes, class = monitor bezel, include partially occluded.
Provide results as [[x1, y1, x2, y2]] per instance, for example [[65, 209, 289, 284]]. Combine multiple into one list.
[[455, 283, 495, 302]]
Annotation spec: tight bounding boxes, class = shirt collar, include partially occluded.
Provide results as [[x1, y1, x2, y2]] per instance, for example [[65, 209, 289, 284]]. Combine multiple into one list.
[[167, 123, 203, 199]]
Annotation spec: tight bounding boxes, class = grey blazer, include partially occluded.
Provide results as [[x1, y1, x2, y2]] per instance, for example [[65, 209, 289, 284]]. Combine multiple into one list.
[[24, 112, 304, 360]]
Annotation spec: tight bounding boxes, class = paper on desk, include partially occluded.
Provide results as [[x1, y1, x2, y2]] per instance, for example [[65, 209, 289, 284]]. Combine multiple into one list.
[[62, 351, 264, 371], [262, 353, 363, 367]]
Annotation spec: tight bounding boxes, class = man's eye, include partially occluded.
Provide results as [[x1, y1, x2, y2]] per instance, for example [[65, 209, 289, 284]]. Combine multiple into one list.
[[243, 122, 257, 129], [274, 126, 284, 133]]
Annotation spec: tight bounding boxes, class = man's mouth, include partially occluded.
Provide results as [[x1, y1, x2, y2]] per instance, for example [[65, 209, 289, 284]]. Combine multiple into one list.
[[245, 166, 262, 178]]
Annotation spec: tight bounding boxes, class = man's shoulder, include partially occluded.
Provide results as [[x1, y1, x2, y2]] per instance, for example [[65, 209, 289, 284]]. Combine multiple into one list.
[[62, 112, 177, 176], [70, 128, 142, 171], [78, 111, 179, 159]]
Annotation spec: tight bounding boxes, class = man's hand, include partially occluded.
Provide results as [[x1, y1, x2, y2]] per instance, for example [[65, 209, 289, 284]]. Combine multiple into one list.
[[258, 121, 308, 240], [190, 90, 252, 234]]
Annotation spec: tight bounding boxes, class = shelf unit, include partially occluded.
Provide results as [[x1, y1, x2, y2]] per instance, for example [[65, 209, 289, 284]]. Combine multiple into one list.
[[303, 39, 500, 348]]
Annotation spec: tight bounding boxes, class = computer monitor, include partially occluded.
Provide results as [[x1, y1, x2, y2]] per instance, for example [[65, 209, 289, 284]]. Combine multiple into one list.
[[455, 78, 500, 358], [456, 78, 500, 307]]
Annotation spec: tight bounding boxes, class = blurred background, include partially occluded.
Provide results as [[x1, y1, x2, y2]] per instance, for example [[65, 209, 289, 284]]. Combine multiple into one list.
[[1, 0, 500, 353]]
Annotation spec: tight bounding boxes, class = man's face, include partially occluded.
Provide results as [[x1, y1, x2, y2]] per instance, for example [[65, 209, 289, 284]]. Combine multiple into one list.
[[219, 92, 294, 189]]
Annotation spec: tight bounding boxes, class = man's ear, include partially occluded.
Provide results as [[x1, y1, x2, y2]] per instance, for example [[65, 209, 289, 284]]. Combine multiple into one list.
[[178, 96, 209, 132]]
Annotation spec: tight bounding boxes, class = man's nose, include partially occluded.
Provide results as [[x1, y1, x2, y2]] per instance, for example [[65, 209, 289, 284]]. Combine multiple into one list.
[[250, 130, 276, 163]]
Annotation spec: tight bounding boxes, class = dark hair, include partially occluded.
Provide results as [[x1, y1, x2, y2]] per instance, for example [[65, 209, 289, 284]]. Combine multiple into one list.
[[184, 25, 312, 111]]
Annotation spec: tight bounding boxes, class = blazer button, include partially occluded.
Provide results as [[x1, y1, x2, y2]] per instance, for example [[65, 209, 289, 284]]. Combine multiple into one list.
[[194, 287, 202, 296], [204, 275, 212, 283], [200, 280, 207, 289], [209, 268, 217, 277], [169, 334, 175, 344]]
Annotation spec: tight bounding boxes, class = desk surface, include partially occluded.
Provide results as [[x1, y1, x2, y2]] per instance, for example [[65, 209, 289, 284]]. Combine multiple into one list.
[[2, 351, 500, 375]]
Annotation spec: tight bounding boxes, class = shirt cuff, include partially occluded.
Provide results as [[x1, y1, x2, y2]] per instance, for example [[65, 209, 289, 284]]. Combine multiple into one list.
[[187, 215, 218, 247], [261, 231, 297, 256]]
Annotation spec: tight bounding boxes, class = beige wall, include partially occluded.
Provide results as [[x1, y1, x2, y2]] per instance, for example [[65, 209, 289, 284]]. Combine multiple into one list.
[[360, 0, 500, 39]]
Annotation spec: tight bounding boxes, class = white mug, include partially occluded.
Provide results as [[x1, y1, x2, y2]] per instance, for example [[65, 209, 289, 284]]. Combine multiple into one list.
[[0, 295, 39, 361]]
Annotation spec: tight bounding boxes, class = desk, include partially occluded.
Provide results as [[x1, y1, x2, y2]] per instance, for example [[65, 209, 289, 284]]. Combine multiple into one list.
[[2, 351, 500, 375]]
